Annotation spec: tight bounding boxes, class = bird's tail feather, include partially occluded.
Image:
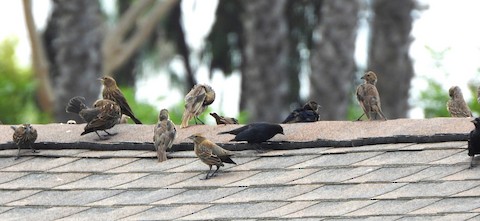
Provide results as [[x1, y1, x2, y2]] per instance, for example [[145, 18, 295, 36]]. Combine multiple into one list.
[[181, 111, 192, 128], [66, 96, 87, 114], [130, 116, 142, 124]]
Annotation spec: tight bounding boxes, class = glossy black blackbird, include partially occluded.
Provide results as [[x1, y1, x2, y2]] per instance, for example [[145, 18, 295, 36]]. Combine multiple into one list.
[[468, 117, 480, 168], [282, 101, 320, 123], [218, 122, 284, 143]]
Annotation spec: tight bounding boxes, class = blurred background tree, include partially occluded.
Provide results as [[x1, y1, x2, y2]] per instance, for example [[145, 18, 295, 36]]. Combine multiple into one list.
[[9, 0, 472, 125]]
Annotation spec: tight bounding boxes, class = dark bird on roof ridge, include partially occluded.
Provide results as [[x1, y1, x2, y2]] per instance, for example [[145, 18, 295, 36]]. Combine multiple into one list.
[[218, 122, 284, 143], [153, 109, 177, 162], [282, 100, 321, 123], [11, 124, 38, 159], [80, 99, 121, 140], [181, 84, 215, 128], [356, 71, 387, 121], [447, 86, 472, 118], [468, 117, 480, 168], [210, 112, 239, 125], [100, 76, 142, 124], [188, 134, 236, 179]]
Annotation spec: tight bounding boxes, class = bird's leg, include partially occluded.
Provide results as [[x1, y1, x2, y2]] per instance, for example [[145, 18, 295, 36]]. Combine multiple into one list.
[[356, 113, 365, 121], [201, 165, 213, 180], [195, 117, 205, 125], [469, 156, 475, 169], [30, 144, 38, 153], [103, 130, 117, 136], [15, 146, 20, 160], [210, 165, 221, 177], [95, 131, 109, 140], [379, 111, 387, 121]]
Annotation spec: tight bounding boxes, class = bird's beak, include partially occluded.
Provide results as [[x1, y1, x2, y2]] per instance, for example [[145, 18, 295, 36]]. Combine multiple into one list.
[[360, 76, 365, 80], [98, 77, 104, 81], [187, 135, 194, 140], [281, 131, 285, 135], [471, 119, 477, 123]]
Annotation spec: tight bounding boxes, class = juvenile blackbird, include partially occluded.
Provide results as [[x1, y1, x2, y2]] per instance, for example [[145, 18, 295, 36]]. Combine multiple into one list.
[[81, 99, 121, 140], [209, 112, 239, 125], [468, 117, 480, 168], [282, 101, 320, 123], [66, 96, 100, 123], [153, 109, 177, 162], [356, 71, 387, 121], [188, 134, 236, 179], [181, 84, 215, 128], [218, 122, 284, 143], [11, 124, 38, 159], [447, 86, 472, 118], [100, 76, 142, 124]]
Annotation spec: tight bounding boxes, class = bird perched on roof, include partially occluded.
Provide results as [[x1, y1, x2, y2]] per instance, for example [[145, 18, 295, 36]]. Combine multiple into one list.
[[282, 101, 321, 123], [100, 76, 142, 124], [209, 112, 239, 125], [218, 122, 284, 143], [153, 109, 176, 162], [356, 71, 387, 121], [181, 84, 215, 128], [188, 134, 236, 179], [80, 99, 121, 140], [468, 117, 480, 168], [11, 124, 38, 159], [447, 86, 472, 118], [66, 96, 101, 123]]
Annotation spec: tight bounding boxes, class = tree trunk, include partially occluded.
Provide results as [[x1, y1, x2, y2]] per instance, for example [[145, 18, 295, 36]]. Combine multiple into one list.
[[45, 0, 104, 123], [368, 0, 415, 119], [309, 0, 361, 120], [240, 0, 290, 123]]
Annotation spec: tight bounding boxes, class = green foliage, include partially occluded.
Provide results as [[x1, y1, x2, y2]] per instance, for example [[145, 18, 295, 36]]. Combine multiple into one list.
[[347, 94, 364, 121], [467, 82, 480, 117], [119, 87, 159, 124], [418, 77, 450, 118], [0, 38, 49, 124]]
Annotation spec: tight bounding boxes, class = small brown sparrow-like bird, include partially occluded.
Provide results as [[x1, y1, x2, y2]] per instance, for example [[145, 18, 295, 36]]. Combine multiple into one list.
[[447, 86, 472, 118], [188, 134, 236, 179], [11, 124, 38, 159], [153, 109, 176, 162], [209, 112, 239, 125], [356, 71, 387, 121], [100, 76, 142, 124], [181, 84, 215, 128]]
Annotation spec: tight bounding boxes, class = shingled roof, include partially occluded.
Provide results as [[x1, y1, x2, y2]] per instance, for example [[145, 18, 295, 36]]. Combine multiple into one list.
[[0, 118, 478, 220]]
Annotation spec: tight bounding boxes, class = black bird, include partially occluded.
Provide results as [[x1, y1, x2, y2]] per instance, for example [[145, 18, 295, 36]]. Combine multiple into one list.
[[218, 122, 284, 143], [282, 101, 320, 123], [468, 117, 480, 168], [11, 124, 38, 159]]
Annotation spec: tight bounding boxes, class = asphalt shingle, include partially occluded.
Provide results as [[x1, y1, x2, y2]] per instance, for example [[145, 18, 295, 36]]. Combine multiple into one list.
[[0, 119, 478, 220]]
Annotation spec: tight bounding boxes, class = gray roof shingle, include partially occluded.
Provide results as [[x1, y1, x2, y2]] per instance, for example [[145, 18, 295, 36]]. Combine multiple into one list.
[[0, 118, 479, 220]]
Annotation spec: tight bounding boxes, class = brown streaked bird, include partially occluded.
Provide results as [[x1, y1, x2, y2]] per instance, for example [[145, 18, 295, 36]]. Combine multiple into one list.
[[282, 100, 321, 123], [153, 109, 177, 162], [181, 84, 215, 128], [356, 71, 387, 121], [100, 76, 142, 124], [66, 96, 100, 123], [447, 86, 472, 118], [188, 134, 236, 180], [209, 112, 239, 125], [81, 99, 122, 140], [11, 124, 38, 159]]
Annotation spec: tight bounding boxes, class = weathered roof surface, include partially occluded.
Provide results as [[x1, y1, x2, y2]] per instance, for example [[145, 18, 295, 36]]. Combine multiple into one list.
[[0, 118, 479, 220]]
